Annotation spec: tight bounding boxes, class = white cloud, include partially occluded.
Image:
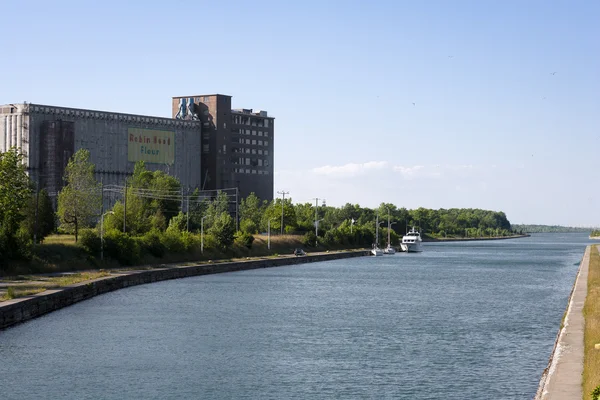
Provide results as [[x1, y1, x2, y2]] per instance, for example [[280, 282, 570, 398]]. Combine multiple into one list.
[[312, 161, 388, 177]]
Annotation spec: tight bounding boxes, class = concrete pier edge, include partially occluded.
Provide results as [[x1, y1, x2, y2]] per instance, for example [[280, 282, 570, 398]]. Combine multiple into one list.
[[0, 250, 369, 331], [534, 245, 591, 399]]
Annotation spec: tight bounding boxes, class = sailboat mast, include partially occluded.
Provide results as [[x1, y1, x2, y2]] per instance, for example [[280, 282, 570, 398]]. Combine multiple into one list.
[[376, 213, 379, 247], [387, 211, 391, 247]]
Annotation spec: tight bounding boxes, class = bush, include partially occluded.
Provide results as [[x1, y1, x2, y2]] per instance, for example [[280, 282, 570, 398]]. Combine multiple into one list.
[[140, 230, 166, 258], [235, 232, 255, 249], [79, 228, 101, 255], [160, 230, 186, 254], [240, 219, 257, 234], [592, 385, 600, 400], [180, 231, 200, 252], [303, 231, 317, 247], [103, 229, 140, 265]]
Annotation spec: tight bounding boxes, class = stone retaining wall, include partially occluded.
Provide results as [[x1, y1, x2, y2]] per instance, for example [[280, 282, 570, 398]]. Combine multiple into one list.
[[0, 250, 369, 330]]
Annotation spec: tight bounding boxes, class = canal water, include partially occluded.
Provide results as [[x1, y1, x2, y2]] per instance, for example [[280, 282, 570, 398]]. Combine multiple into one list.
[[0, 233, 595, 399]]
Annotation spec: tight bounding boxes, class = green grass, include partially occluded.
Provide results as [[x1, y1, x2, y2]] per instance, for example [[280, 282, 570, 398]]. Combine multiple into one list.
[[584, 245, 600, 397], [0, 271, 111, 302]]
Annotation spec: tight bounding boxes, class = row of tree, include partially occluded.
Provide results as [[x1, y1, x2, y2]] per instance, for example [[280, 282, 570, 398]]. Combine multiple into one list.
[[0, 147, 518, 268], [512, 224, 600, 233]]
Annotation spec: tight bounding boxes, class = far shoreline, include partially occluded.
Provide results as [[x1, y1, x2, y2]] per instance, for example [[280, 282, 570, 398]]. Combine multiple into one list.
[[423, 234, 530, 243]]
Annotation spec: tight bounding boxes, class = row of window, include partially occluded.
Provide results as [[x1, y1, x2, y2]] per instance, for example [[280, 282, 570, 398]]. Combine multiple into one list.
[[233, 158, 270, 167], [234, 169, 270, 175], [233, 115, 269, 127], [233, 147, 269, 156], [233, 138, 269, 146], [237, 129, 269, 137]]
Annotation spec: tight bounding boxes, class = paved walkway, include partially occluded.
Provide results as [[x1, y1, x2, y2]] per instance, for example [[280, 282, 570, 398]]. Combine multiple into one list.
[[536, 245, 592, 399]]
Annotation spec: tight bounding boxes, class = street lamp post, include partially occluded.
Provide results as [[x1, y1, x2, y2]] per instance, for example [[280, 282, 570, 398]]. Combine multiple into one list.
[[100, 211, 115, 261], [201, 215, 208, 254], [267, 218, 278, 250]]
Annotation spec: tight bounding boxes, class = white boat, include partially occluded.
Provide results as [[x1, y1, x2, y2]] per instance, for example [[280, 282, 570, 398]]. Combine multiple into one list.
[[383, 245, 396, 255], [401, 227, 423, 252], [371, 245, 384, 256]]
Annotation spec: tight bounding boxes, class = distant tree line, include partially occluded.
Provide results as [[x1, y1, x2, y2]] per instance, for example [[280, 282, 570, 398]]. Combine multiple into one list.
[[512, 224, 600, 233], [0, 147, 519, 270]]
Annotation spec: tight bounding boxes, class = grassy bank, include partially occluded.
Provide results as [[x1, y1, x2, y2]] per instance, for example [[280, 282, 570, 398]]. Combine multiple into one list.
[[584, 245, 600, 396], [0, 271, 111, 301], [2, 233, 361, 277]]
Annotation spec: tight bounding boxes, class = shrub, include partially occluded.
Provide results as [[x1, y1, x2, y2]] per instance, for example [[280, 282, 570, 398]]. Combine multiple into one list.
[[240, 219, 257, 234], [103, 229, 140, 265], [79, 228, 101, 255], [140, 230, 166, 258], [235, 232, 255, 249], [180, 231, 200, 252], [592, 385, 600, 400], [303, 231, 317, 247], [160, 230, 186, 254]]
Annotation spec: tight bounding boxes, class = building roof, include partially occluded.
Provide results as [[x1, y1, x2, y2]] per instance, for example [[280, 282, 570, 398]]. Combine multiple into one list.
[[172, 94, 232, 99]]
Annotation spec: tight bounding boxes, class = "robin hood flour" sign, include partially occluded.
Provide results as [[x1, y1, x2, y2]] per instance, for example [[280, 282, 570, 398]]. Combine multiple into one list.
[[127, 128, 175, 165]]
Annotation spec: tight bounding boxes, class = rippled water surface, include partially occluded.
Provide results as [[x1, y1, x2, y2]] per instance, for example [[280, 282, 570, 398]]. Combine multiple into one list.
[[0, 233, 595, 399]]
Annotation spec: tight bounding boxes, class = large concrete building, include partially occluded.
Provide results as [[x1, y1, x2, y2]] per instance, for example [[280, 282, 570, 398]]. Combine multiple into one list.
[[0, 103, 202, 202], [0, 93, 275, 206], [172, 94, 274, 202]]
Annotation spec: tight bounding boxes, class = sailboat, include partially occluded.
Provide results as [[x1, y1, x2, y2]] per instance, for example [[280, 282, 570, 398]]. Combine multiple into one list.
[[371, 214, 384, 256], [383, 211, 396, 255]]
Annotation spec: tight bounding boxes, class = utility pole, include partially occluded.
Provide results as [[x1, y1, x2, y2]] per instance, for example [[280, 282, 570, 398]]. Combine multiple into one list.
[[235, 187, 239, 232], [277, 190, 289, 236], [33, 178, 40, 245], [123, 181, 127, 233], [186, 196, 190, 232], [313, 198, 325, 246]]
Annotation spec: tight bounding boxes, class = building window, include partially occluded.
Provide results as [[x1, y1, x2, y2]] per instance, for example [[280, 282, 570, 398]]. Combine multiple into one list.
[[264, 171, 269, 175], [265, 120, 269, 128], [252, 170, 257, 174], [265, 150, 269, 155], [223, 145, 226, 154], [245, 158, 250, 165], [252, 149, 256, 154], [252, 130, 256, 135], [258, 140, 263, 146], [203, 96, 210, 102], [264, 132, 269, 137], [246, 129, 250, 135], [265, 141, 269, 146], [203, 144, 209, 153], [246, 169, 250, 173], [258, 131, 263, 136], [258, 159, 263, 166], [258, 149, 263, 155], [265, 160, 269, 167], [245, 139, 250, 144], [245, 148, 250, 154], [223, 123, 227, 129]]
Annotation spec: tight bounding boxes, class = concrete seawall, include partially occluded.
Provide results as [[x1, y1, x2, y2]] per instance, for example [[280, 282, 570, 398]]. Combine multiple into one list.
[[0, 250, 369, 330], [534, 245, 590, 399]]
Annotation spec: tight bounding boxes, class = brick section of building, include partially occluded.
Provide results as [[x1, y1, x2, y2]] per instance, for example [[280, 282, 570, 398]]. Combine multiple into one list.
[[172, 94, 274, 202]]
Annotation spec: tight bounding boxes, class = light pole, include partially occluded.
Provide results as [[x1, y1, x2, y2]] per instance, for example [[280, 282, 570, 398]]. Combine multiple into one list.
[[267, 218, 278, 250], [201, 215, 208, 254], [350, 218, 355, 234], [313, 198, 325, 246], [100, 211, 115, 261]]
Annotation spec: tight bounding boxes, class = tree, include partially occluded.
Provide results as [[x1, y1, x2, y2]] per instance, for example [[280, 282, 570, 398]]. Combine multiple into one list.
[[239, 192, 266, 232], [209, 212, 235, 249], [21, 189, 55, 242], [0, 148, 32, 261], [57, 149, 101, 242]]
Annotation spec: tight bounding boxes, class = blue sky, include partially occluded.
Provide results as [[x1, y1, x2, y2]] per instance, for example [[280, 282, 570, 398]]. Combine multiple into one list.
[[1, 0, 599, 226]]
